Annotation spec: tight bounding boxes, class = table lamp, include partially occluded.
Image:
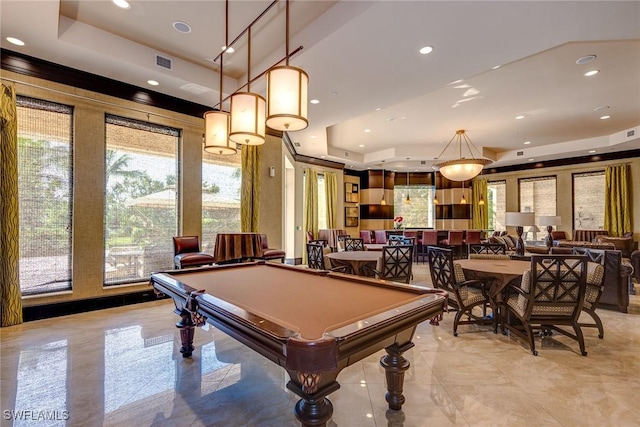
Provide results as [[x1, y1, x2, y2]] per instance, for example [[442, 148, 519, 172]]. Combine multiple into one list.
[[538, 215, 562, 248], [505, 212, 535, 256]]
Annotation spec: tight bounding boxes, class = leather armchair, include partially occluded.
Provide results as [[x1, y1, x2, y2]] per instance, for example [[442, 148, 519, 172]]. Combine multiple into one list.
[[173, 236, 215, 269], [631, 250, 640, 294]]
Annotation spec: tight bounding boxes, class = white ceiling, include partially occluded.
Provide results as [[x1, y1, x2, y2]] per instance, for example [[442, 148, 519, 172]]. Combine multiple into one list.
[[2, 0, 639, 171]]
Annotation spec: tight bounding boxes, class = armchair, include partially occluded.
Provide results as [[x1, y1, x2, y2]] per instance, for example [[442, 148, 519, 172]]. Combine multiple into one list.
[[501, 255, 603, 356], [258, 234, 285, 263], [427, 246, 495, 336], [172, 236, 215, 269], [363, 244, 413, 284]]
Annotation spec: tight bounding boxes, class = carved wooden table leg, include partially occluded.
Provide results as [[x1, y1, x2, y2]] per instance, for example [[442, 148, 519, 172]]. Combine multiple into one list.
[[380, 342, 414, 410], [175, 308, 195, 358], [287, 379, 340, 427]]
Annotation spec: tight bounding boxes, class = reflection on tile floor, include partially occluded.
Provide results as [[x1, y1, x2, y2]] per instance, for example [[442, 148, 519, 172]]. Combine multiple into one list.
[[1, 265, 639, 427]]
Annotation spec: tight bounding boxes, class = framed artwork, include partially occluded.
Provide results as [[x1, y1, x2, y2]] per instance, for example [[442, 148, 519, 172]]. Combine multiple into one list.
[[345, 206, 359, 227], [345, 183, 359, 203]]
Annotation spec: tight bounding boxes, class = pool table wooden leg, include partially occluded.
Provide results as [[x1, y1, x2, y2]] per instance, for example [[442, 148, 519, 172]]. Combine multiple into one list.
[[175, 308, 195, 358], [380, 342, 414, 410], [287, 380, 340, 427]]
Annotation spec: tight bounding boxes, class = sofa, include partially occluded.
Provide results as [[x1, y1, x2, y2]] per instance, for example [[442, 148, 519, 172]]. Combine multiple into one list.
[[594, 235, 637, 258], [572, 247, 633, 313], [552, 230, 616, 251]]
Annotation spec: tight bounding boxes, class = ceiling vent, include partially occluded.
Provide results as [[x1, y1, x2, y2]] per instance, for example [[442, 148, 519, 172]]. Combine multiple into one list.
[[155, 54, 173, 70], [627, 129, 636, 138], [516, 151, 524, 156], [294, 142, 301, 147], [420, 160, 427, 165], [344, 151, 349, 157]]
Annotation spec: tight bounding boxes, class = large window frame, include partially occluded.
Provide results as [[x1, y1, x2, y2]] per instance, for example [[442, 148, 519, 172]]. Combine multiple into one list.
[[572, 171, 605, 230], [16, 95, 74, 296], [393, 183, 436, 228], [104, 114, 180, 286], [487, 180, 506, 231]]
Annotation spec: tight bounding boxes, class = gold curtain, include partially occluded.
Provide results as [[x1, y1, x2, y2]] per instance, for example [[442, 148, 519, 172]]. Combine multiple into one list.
[[604, 164, 632, 236], [302, 168, 318, 263], [1, 83, 23, 327], [241, 145, 261, 232], [324, 172, 338, 228], [472, 178, 489, 230]]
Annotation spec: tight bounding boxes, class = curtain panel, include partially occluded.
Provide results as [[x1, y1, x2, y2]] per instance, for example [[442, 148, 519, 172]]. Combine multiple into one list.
[[472, 178, 489, 230], [0, 82, 23, 326], [324, 172, 338, 228], [303, 169, 319, 263], [604, 164, 632, 236], [241, 146, 261, 232]]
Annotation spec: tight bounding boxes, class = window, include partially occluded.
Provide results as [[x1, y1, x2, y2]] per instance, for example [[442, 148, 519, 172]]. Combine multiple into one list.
[[487, 180, 506, 231], [17, 96, 73, 295], [104, 115, 180, 285], [202, 150, 241, 251], [519, 176, 557, 217], [573, 171, 605, 230], [317, 174, 327, 229], [393, 184, 436, 228]]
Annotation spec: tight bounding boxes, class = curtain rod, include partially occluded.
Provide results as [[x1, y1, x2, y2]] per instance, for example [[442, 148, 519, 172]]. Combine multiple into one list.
[[1, 77, 200, 127]]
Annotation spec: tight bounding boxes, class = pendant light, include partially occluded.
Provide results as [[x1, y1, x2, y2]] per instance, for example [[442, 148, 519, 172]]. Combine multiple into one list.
[[229, 26, 266, 145], [433, 130, 492, 181], [380, 168, 386, 205], [405, 171, 412, 204], [265, 0, 309, 132], [203, 0, 236, 155], [460, 182, 467, 204]]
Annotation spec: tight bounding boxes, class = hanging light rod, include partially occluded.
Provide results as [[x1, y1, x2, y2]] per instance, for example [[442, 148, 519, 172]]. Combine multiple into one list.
[[211, 0, 280, 64], [211, 45, 303, 110]]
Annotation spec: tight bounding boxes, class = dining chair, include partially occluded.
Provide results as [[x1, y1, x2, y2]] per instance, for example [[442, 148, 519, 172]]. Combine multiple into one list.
[[374, 230, 387, 244], [501, 254, 603, 356], [403, 230, 419, 261], [464, 230, 482, 246], [439, 230, 464, 258], [419, 230, 438, 263], [363, 244, 413, 284], [468, 243, 507, 256], [306, 242, 346, 272], [427, 246, 495, 336], [572, 247, 609, 338], [343, 237, 365, 251], [359, 230, 373, 244], [172, 236, 215, 269]]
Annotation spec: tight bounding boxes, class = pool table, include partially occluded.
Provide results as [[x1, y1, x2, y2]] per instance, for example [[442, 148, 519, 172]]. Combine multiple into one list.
[[150, 261, 447, 427]]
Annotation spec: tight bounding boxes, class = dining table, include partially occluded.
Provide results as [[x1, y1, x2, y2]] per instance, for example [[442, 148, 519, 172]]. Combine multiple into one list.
[[455, 259, 530, 300], [326, 250, 382, 276]]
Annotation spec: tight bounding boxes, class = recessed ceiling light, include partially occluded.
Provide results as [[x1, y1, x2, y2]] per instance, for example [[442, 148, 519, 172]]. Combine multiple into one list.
[[594, 106, 609, 112], [584, 70, 599, 77], [523, 141, 531, 145], [419, 46, 434, 55], [147, 80, 159, 86], [364, 129, 371, 133], [515, 115, 525, 120], [310, 135, 317, 138], [528, 158, 535, 162], [600, 115, 611, 120], [375, 107, 381, 111], [358, 144, 365, 148], [576, 55, 596, 65], [492, 65, 501, 70], [221, 46, 235, 54], [112, 0, 130, 9], [589, 150, 597, 154], [321, 155, 326, 158], [310, 99, 320, 104], [173, 21, 191, 33], [6, 37, 25, 46]]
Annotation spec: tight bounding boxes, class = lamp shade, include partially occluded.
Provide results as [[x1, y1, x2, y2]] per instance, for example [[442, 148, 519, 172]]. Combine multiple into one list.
[[505, 212, 535, 226], [265, 65, 309, 131], [538, 215, 561, 226], [435, 159, 491, 181], [229, 92, 266, 145], [203, 111, 236, 155]]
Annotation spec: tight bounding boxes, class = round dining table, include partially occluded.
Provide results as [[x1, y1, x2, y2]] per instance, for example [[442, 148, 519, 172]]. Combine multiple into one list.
[[455, 259, 530, 298], [326, 250, 382, 276]]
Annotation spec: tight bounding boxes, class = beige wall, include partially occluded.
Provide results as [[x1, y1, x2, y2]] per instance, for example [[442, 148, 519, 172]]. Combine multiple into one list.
[[3, 70, 218, 307], [479, 156, 639, 241]]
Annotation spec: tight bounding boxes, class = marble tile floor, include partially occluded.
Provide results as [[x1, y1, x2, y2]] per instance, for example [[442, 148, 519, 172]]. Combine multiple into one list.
[[1, 265, 639, 427]]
